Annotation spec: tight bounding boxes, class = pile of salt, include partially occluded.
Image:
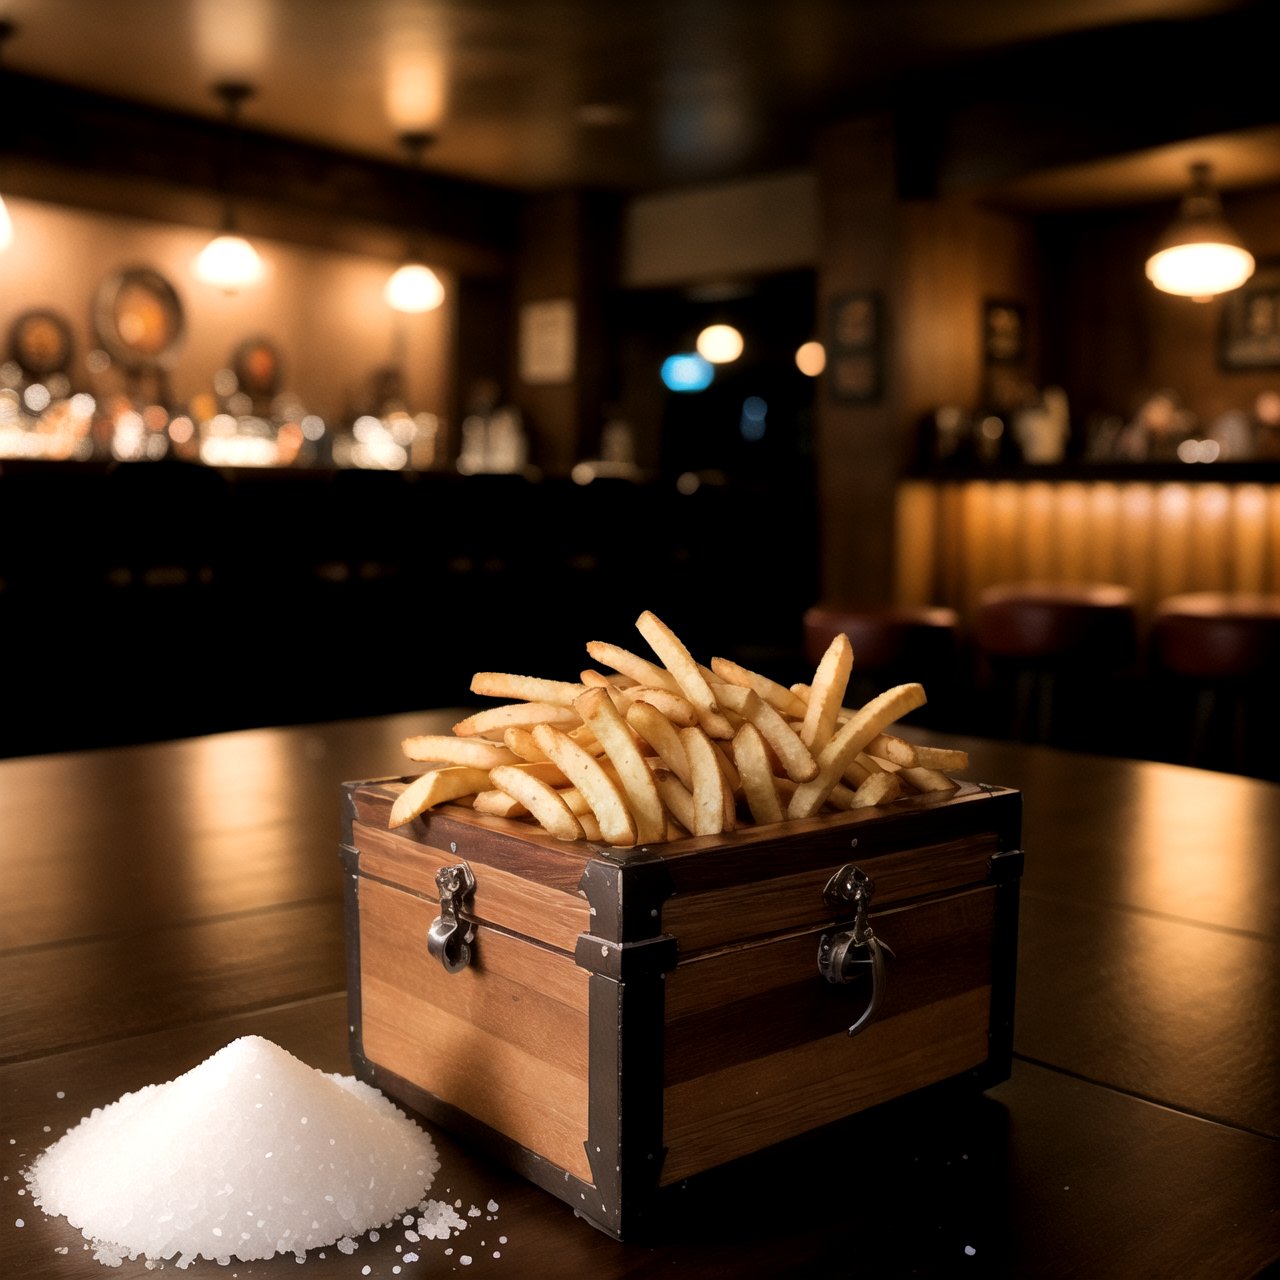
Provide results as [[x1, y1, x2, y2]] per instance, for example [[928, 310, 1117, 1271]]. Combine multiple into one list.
[[23, 1035, 440, 1268]]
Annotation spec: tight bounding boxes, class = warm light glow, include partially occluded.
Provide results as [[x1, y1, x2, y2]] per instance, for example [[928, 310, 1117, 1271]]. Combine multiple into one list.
[[661, 353, 714, 393], [1145, 241, 1255, 300], [695, 323, 743, 364], [0, 195, 12, 251], [384, 262, 445, 313], [195, 233, 265, 291], [795, 340, 825, 376]]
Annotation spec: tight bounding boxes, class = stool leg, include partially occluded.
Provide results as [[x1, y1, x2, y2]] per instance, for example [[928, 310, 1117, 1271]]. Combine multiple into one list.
[[1189, 686, 1216, 766]]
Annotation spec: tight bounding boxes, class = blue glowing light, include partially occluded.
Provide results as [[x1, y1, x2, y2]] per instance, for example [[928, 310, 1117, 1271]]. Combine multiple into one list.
[[740, 395, 767, 441], [661, 353, 714, 393]]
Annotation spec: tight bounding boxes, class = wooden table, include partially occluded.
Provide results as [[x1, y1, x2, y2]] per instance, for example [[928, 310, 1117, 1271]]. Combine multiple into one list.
[[2, 713, 1277, 1278]]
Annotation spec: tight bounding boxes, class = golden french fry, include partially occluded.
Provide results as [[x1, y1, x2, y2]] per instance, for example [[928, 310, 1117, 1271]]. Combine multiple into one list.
[[585, 640, 681, 694], [732, 722, 784, 825], [473, 788, 527, 818], [651, 765, 697, 835], [787, 683, 927, 819], [710, 656, 809, 719], [470, 672, 586, 708], [390, 766, 492, 828], [848, 770, 904, 808], [714, 682, 818, 783], [911, 745, 970, 772], [531, 722, 638, 846], [401, 734, 520, 769], [680, 725, 733, 835], [635, 611, 736, 739], [626, 701, 693, 787], [575, 687, 667, 844], [897, 765, 961, 793], [453, 702, 580, 739], [620, 686, 699, 727], [863, 732, 918, 766], [489, 764, 586, 841], [799, 632, 854, 752], [580, 668, 636, 689]]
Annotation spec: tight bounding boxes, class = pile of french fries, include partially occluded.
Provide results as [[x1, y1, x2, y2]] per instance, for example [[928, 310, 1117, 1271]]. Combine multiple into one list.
[[389, 610, 970, 846]]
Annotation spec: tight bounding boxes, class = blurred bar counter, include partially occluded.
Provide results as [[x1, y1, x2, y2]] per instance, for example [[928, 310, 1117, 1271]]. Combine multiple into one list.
[[896, 464, 1280, 620]]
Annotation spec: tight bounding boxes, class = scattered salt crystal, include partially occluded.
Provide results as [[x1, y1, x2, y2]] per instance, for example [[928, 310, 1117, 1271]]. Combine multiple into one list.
[[499, 1236, 507, 1244], [369, 1229, 379, 1241], [56, 1091, 66, 1099], [494, 1251, 501, 1259], [965, 1245, 976, 1256], [362, 1268, 371, 1275], [54, 1246, 68, 1254], [404, 1252, 419, 1262], [15, 1218, 24, 1227], [487, 1199, 499, 1212], [468, 1205, 481, 1217], [22, 1036, 440, 1268], [405, 1228, 420, 1241]]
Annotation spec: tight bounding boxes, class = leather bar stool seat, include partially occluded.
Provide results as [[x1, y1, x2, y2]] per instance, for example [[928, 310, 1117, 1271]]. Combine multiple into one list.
[[801, 603, 963, 727], [1148, 592, 1280, 776], [973, 581, 1139, 748]]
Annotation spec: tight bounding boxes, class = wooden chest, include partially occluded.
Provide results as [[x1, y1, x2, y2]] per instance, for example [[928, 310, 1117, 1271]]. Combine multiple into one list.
[[341, 776, 1022, 1240]]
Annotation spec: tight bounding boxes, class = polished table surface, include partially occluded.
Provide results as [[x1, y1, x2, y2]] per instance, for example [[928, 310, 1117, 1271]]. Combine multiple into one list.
[[2, 712, 1278, 1278]]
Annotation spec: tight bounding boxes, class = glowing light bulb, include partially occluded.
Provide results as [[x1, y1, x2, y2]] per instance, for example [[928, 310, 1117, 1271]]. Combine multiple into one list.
[[695, 323, 743, 364], [195, 233, 265, 291], [385, 262, 445, 313]]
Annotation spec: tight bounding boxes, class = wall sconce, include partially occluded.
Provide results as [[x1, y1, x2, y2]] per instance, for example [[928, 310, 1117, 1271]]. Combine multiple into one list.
[[384, 131, 445, 313], [0, 20, 17, 253], [1145, 161, 1255, 302], [194, 81, 265, 292]]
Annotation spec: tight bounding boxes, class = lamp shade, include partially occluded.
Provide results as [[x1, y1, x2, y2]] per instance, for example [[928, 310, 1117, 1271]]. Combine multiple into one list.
[[1145, 162, 1255, 300], [384, 261, 445, 313], [195, 232, 265, 292]]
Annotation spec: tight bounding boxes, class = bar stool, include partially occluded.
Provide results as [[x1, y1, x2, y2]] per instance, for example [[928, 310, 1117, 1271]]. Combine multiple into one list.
[[973, 581, 1139, 750], [1148, 592, 1280, 777], [801, 603, 964, 727]]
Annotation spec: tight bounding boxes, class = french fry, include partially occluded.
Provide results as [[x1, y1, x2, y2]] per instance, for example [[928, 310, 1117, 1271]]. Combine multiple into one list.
[[651, 765, 697, 835], [626, 700, 693, 787], [585, 640, 682, 694], [390, 766, 492, 828], [473, 788, 527, 818], [619, 686, 700, 727], [580, 668, 636, 689], [453, 702, 580, 739], [787, 683, 927, 819], [732, 722, 784, 825], [714, 682, 818, 783], [910, 745, 970, 772], [848, 770, 904, 808], [799, 632, 854, 752], [680, 725, 734, 835], [401, 734, 520, 769], [710, 656, 809, 719], [489, 764, 586, 841], [897, 765, 961, 793], [575, 687, 667, 845], [531, 722, 638, 846], [470, 672, 586, 708], [635, 611, 736, 739]]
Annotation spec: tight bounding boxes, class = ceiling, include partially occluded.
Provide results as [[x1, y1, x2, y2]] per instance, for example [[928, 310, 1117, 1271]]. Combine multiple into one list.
[[2, 0, 1277, 204]]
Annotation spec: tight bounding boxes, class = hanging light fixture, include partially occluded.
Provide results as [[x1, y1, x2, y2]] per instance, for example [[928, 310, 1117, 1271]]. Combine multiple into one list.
[[384, 131, 445, 313], [0, 20, 17, 253], [195, 81, 265, 292], [1145, 161, 1255, 302]]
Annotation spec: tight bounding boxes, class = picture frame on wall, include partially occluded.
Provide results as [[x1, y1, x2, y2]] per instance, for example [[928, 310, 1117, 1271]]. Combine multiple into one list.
[[1219, 261, 1280, 371], [982, 298, 1026, 364], [827, 291, 882, 403]]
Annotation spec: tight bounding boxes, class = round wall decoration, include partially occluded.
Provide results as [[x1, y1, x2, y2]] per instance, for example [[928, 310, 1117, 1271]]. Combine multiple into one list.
[[92, 266, 186, 369]]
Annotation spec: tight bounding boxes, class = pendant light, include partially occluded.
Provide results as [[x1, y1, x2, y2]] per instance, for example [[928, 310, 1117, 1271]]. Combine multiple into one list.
[[1145, 161, 1255, 302], [0, 20, 16, 253], [195, 81, 265, 292], [384, 131, 445, 313]]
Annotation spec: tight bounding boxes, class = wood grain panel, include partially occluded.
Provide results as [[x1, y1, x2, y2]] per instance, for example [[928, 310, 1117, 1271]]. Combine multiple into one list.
[[358, 878, 592, 1180], [354, 819, 590, 952], [661, 835, 998, 955], [661, 987, 992, 1185], [664, 889, 996, 1084]]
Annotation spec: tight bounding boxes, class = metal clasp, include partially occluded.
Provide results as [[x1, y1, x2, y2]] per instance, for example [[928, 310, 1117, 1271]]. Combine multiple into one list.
[[817, 863, 895, 1037], [427, 861, 476, 974]]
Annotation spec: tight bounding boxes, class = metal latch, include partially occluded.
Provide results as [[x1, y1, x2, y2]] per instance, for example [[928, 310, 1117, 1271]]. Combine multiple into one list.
[[427, 861, 476, 974], [817, 863, 895, 1037]]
